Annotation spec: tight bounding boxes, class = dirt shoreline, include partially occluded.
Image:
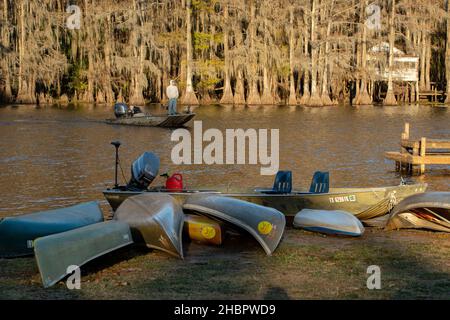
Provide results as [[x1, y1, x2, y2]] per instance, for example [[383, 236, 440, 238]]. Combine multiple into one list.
[[1, 228, 449, 300]]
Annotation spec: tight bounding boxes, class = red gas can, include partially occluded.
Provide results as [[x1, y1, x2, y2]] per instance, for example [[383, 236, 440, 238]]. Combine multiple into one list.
[[165, 173, 183, 191]]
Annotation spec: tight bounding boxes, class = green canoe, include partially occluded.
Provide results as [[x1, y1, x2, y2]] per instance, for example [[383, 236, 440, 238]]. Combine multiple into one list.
[[34, 221, 133, 288], [103, 183, 427, 223], [114, 193, 185, 259], [183, 195, 285, 255], [0, 202, 104, 258]]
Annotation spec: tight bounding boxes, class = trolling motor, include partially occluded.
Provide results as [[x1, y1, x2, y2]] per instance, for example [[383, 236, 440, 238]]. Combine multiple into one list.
[[111, 141, 121, 189]]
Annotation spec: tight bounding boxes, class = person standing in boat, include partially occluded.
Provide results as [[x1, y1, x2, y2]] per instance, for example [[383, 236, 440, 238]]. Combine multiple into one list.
[[166, 80, 179, 115]]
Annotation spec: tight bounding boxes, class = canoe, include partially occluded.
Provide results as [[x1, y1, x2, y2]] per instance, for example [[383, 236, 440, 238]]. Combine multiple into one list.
[[114, 193, 185, 258], [34, 221, 133, 288], [293, 209, 365, 236], [103, 183, 427, 223], [184, 214, 223, 246], [0, 202, 104, 258], [183, 195, 285, 255], [385, 192, 450, 232], [105, 113, 195, 128]]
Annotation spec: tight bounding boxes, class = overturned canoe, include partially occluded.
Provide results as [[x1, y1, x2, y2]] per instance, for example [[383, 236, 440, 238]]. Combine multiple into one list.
[[293, 209, 365, 237], [184, 214, 223, 246], [34, 221, 133, 288], [183, 195, 285, 255], [385, 192, 450, 232], [105, 113, 195, 128], [114, 193, 184, 258], [0, 202, 104, 258]]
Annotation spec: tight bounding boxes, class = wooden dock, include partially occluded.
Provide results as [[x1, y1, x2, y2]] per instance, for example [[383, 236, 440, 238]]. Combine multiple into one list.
[[385, 123, 450, 175]]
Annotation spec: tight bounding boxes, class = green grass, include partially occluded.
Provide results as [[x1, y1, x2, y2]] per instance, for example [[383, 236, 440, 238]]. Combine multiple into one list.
[[1, 229, 449, 300]]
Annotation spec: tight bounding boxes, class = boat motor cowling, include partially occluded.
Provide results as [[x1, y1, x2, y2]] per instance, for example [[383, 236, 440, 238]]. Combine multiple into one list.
[[127, 152, 160, 190], [114, 103, 129, 118]]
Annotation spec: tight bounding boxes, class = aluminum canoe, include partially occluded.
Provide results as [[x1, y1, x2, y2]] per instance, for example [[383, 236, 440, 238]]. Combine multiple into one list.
[[183, 195, 285, 255], [114, 193, 185, 258], [385, 192, 450, 232], [34, 221, 133, 288], [293, 209, 365, 236], [0, 201, 104, 258]]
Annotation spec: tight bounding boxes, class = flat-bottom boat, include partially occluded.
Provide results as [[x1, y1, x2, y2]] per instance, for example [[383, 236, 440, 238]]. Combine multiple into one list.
[[104, 183, 427, 223], [102, 146, 428, 223], [105, 113, 195, 128]]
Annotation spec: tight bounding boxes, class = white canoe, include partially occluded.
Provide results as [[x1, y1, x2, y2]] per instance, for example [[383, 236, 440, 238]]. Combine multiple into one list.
[[293, 209, 365, 237]]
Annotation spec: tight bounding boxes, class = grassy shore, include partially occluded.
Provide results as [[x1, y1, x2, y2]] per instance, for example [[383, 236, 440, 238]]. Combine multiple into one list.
[[1, 228, 449, 300]]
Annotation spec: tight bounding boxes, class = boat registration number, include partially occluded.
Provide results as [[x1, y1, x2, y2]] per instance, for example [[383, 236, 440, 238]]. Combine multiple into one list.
[[329, 195, 357, 203]]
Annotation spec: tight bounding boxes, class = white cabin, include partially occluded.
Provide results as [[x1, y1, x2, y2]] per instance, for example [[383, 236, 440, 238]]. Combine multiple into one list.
[[367, 42, 419, 82]]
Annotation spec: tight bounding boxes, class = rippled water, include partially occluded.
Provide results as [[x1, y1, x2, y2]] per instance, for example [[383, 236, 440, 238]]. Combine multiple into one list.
[[0, 103, 449, 217]]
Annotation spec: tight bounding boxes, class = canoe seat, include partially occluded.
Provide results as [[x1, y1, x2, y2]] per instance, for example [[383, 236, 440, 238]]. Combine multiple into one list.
[[309, 171, 329, 193], [255, 171, 292, 194]]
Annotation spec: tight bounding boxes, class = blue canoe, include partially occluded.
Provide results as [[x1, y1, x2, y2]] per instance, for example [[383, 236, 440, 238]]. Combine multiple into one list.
[[0, 202, 104, 258]]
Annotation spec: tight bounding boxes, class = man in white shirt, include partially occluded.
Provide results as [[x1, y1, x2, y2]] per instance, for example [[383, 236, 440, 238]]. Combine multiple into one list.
[[166, 80, 179, 115]]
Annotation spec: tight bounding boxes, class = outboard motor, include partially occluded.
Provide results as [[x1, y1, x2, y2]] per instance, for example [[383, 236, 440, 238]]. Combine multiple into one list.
[[114, 103, 129, 118], [127, 152, 160, 190]]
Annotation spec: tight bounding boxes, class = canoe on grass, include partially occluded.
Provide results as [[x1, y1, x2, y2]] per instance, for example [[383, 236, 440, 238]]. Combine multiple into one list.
[[34, 221, 133, 288], [114, 193, 184, 259], [385, 192, 450, 232], [293, 209, 365, 237], [0, 202, 104, 258], [183, 195, 285, 255]]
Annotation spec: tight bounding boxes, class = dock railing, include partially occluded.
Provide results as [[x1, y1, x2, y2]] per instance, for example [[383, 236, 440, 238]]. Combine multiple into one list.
[[385, 122, 450, 174]]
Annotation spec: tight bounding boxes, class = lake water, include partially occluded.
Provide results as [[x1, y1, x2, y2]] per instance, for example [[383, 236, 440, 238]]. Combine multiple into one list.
[[0, 103, 449, 217]]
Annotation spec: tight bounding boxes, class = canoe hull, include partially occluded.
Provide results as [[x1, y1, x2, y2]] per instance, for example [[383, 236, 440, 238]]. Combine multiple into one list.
[[34, 221, 133, 288], [385, 192, 450, 232], [0, 202, 104, 258], [105, 113, 195, 128], [114, 193, 185, 258], [183, 195, 285, 255], [103, 183, 427, 222], [293, 209, 365, 236]]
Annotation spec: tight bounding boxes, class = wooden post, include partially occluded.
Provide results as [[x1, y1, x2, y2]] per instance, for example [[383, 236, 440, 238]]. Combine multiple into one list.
[[420, 137, 427, 174], [404, 122, 410, 140]]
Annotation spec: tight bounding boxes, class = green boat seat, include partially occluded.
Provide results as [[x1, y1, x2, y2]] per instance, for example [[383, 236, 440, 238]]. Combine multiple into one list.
[[255, 171, 292, 194], [309, 171, 330, 193]]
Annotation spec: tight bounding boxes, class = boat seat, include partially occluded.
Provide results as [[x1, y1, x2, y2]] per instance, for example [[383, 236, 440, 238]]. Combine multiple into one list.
[[309, 171, 330, 193], [255, 171, 292, 194]]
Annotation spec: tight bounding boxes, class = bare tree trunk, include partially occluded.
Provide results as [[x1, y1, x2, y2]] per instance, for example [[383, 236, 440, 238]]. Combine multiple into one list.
[[0, 0, 12, 102], [103, 15, 115, 104], [181, 0, 199, 105], [299, 38, 310, 105], [308, 0, 322, 106], [16, 0, 35, 103], [234, 69, 246, 104], [354, 0, 372, 105], [288, 6, 297, 105], [247, 0, 261, 105], [445, 0, 450, 103], [321, 1, 334, 106], [384, 0, 397, 106], [220, 3, 234, 104]]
